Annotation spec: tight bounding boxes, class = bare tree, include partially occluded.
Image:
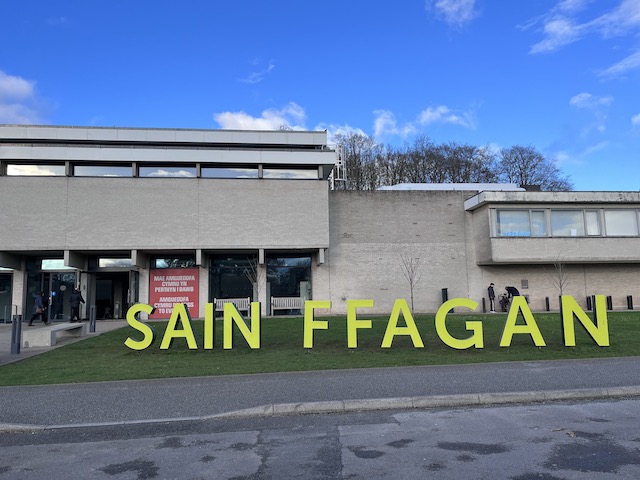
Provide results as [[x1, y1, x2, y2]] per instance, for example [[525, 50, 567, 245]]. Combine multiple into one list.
[[243, 257, 264, 302], [549, 255, 569, 296], [498, 145, 573, 191], [400, 253, 423, 313]]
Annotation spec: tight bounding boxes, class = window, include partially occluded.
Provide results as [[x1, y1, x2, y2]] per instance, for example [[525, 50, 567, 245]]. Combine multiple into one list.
[[98, 258, 133, 268], [6, 164, 65, 176], [496, 210, 531, 237], [551, 210, 584, 236], [201, 167, 259, 179], [585, 210, 601, 236], [531, 210, 547, 237], [604, 210, 638, 236], [263, 167, 318, 180], [74, 165, 132, 177], [139, 166, 196, 177], [267, 256, 311, 298], [153, 255, 196, 269], [496, 207, 640, 238], [209, 255, 256, 300]]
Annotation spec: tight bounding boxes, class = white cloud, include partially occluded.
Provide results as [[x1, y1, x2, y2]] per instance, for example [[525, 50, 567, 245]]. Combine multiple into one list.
[[0, 70, 35, 100], [427, 0, 477, 27], [569, 92, 614, 109], [529, 0, 640, 61], [417, 105, 476, 129], [239, 60, 275, 84], [0, 70, 42, 124], [373, 110, 416, 138], [530, 16, 585, 54], [598, 49, 640, 78], [632, 113, 640, 128], [213, 102, 307, 130], [316, 123, 368, 144]]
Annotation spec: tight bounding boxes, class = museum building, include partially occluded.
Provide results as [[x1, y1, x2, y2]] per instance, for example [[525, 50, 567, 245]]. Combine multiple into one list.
[[1, 124, 640, 322]]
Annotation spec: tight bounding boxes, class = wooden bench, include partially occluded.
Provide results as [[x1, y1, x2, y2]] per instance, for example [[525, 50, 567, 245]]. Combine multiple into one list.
[[213, 297, 251, 315], [22, 322, 88, 348], [271, 296, 304, 314]]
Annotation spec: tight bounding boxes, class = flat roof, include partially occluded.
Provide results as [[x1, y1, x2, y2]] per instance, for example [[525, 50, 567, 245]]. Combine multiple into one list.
[[0, 124, 330, 147]]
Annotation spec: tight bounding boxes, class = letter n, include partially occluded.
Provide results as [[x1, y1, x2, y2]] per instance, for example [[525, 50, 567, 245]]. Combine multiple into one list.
[[562, 295, 609, 347]]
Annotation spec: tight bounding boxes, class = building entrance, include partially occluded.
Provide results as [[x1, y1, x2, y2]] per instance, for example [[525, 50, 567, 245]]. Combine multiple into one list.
[[26, 271, 77, 322], [89, 271, 138, 319]]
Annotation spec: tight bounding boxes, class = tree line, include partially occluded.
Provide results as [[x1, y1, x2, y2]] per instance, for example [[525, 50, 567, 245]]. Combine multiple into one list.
[[332, 133, 573, 191]]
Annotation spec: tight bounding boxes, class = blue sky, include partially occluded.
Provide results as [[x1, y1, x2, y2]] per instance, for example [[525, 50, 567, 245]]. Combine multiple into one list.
[[1, 0, 639, 191]]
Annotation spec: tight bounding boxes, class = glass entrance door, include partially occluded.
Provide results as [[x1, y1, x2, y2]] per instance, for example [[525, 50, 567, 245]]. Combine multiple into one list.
[[48, 272, 76, 321], [26, 271, 77, 322]]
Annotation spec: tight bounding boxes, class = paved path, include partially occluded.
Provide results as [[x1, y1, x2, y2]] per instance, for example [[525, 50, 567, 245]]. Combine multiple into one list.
[[2, 356, 640, 430], [1, 320, 640, 430]]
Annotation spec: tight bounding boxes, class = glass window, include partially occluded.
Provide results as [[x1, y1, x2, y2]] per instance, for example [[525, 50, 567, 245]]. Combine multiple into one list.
[[267, 256, 311, 297], [0, 273, 12, 323], [263, 168, 318, 180], [98, 258, 133, 268], [496, 210, 530, 237], [209, 255, 256, 299], [551, 210, 585, 236], [139, 166, 196, 177], [604, 210, 638, 236], [531, 210, 547, 237], [41, 259, 76, 271], [201, 167, 259, 179], [74, 165, 132, 177], [6, 164, 65, 176], [585, 210, 601, 236], [153, 255, 196, 268]]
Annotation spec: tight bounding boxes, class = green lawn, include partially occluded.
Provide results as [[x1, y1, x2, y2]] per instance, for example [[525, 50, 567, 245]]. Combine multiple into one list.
[[1, 311, 638, 386]]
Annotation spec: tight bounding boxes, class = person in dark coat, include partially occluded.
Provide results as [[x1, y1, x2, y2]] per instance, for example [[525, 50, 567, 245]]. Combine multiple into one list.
[[505, 286, 520, 298], [69, 287, 85, 322], [487, 283, 496, 312], [28, 291, 49, 326]]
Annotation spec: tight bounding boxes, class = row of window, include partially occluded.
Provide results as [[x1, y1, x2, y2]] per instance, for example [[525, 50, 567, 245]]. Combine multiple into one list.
[[2, 163, 320, 180], [495, 208, 640, 237]]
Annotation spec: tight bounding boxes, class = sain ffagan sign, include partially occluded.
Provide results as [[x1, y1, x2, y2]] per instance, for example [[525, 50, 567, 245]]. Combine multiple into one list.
[[123, 295, 610, 351]]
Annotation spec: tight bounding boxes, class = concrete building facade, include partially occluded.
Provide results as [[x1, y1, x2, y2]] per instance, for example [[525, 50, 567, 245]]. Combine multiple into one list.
[[1, 125, 639, 321]]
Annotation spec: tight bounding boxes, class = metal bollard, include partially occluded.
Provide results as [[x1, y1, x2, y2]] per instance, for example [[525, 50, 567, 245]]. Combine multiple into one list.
[[10, 314, 22, 354], [627, 295, 633, 310], [545, 297, 550, 311], [89, 305, 97, 333]]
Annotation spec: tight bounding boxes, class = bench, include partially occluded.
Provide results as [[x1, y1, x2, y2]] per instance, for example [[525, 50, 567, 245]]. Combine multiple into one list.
[[213, 297, 251, 315], [22, 322, 88, 348], [271, 296, 304, 315]]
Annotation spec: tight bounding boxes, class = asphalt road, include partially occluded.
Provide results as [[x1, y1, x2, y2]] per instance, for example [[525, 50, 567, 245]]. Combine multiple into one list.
[[2, 397, 640, 479], [2, 356, 640, 429]]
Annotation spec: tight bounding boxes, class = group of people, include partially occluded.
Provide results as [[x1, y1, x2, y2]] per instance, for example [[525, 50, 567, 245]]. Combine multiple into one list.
[[487, 283, 520, 313], [28, 287, 85, 326]]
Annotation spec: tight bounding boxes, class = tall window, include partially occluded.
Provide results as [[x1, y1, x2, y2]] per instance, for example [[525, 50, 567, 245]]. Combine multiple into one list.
[[209, 255, 256, 300], [267, 256, 311, 297]]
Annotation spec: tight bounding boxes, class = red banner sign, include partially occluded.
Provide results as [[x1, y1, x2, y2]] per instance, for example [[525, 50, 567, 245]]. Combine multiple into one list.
[[149, 268, 199, 319]]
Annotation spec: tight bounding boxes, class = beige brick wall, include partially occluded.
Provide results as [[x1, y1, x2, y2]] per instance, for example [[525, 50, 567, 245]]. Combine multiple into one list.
[[0, 177, 329, 251]]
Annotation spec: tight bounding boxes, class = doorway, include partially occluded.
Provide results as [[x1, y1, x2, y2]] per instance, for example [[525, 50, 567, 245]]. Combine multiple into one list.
[[25, 271, 77, 322], [90, 271, 137, 319]]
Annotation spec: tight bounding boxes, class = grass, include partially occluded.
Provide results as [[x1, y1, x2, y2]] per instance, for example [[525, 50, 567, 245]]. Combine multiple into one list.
[[0, 311, 639, 386]]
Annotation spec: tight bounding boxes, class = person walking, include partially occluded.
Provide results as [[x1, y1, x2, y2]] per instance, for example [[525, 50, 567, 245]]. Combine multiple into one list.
[[69, 287, 85, 322], [487, 283, 496, 312], [28, 291, 49, 326]]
